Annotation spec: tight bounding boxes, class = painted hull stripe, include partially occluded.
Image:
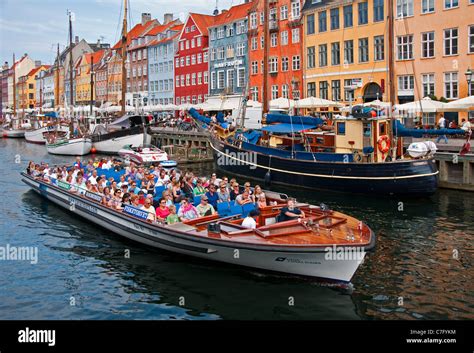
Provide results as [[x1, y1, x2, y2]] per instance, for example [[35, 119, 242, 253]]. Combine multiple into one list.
[[210, 141, 439, 180]]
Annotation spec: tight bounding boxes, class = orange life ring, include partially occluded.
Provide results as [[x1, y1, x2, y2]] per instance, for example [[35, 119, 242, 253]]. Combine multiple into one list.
[[377, 135, 391, 154]]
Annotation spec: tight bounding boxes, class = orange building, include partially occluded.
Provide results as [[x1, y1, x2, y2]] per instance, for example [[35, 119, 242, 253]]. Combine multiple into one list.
[[17, 65, 50, 109], [393, 0, 474, 123], [75, 50, 106, 106], [106, 51, 123, 106], [248, 0, 304, 103]]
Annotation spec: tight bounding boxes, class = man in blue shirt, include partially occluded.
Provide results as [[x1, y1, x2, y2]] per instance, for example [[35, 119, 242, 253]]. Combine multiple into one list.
[[205, 184, 219, 209]]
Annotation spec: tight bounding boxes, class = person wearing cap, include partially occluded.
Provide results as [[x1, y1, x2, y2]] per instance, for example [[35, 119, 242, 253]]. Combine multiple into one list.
[[242, 209, 260, 229], [196, 195, 216, 217]]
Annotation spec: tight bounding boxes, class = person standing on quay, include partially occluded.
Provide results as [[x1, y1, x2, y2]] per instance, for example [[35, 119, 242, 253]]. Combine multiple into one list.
[[436, 115, 448, 144]]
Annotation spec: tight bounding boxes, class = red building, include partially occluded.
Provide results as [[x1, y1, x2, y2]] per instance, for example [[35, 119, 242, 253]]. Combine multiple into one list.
[[174, 13, 214, 106], [248, 0, 303, 103]]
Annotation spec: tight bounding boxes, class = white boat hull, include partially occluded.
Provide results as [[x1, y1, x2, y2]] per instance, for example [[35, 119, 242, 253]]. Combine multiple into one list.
[[22, 174, 370, 282], [25, 126, 70, 144], [2, 129, 25, 138], [93, 133, 151, 154], [46, 138, 92, 156]]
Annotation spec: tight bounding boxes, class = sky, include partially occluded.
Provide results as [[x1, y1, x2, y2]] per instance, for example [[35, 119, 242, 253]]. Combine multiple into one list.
[[0, 0, 244, 66]]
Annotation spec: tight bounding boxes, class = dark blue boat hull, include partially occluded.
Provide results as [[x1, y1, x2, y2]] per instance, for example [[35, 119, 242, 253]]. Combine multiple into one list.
[[211, 140, 438, 196]]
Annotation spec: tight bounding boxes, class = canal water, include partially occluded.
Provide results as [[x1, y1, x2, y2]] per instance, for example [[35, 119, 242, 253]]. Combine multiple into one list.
[[0, 138, 472, 320]]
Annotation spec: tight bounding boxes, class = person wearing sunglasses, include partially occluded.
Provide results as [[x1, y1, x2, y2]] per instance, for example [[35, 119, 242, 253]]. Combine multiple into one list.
[[177, 199, 199, 221], [196, 196, 216, 217]]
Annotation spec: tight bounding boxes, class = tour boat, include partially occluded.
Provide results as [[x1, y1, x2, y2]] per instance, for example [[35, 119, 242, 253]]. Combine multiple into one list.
[[118, 144, 169, 165], [21, 170, 375, 283], [46, 136, 92, 156]]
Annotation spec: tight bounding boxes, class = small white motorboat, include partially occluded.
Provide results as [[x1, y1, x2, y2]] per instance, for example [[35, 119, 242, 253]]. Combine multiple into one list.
[[46, 136, 92, 156], [118, 144, 169, 165], [25, 124, 70, 144]]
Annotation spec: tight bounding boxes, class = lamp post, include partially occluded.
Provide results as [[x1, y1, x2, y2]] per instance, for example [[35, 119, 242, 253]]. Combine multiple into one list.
[[465, 67, 473, 96]]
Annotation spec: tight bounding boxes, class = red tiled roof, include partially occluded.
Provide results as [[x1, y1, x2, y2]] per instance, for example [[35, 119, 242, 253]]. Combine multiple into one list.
[[26, 65, 50, 78], [188, 13, 215, 36], [145, 19, 179, 36], [112, 19, 158, 50], [84, 49, 106, 65], [211, 2, 254, 27]]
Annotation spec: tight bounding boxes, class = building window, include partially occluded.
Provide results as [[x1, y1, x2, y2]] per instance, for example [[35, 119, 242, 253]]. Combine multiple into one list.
[[290, 0, 300, 20], [271, 33, 278, 47], [280, 5, 288, 20], [291, 28, 300, 44], [330, 8, 339, 30], [204, 71, 208, 84], [227, 44, 235, 58], [344, 40, 354, 64], [444, 0, 458, 10], [444, 72, 458, 99], [343, 5, 353, 28], [398, 75, 414, 93], [237, 68, 245, 88], [331, 42, 340, 66], [397, 0, 413, 18], [292, 56, 300, 70], [198, 72, 202, 85], [218, 47, 225, 60], [191, 73, 196, 86], [307, 14, 315, 35], [282, 57, 289, 72], [204, 51, 208, 63], [186, 74, 190, 86], [307, 82, 316, 97], [319, 44, 327, 67], [422, 0, 434, 13], [210, 72, 215, 90], [191, 55, 196, 65], [344, 79, 355, 101], [331, 80, 341, 101], [282, 84, 289, 99], [422, 73, 435, 97], [469, 25, 474, 54], [318, 11, 327, 33], [281, 31, 289, 45], [373, 0, 384, 22], [227, 69, 235, 89], [307, 46, 315, 69], [397, 35, 414, 60], [358, 2, 368, 25], [251, 37, 258, 50], [197, 53, 202, 64], [218, 71, 225, 90], [444, 28, 458, 56], [251, 87, 259, 101], [421, 32, 435, 58], [271, 85, 279, 100], [251, 61, 258, 75], [374, 35, 385, 61], [250, 12, 257, 29], [359, 38, 369, 62], [269, 57, 279, 73], [319, 81, 328, 99]]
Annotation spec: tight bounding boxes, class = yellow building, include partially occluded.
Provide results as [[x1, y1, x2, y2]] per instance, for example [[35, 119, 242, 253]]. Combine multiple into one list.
[[75, 50, 106, 106], [17, 65, 49, 109], [106, 51, 123, 106], [302, 0, 390, 105]]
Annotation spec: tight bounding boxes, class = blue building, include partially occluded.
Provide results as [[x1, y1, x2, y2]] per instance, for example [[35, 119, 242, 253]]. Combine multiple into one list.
[[208, 3, 252, 97], [148, 23, 182, 107]]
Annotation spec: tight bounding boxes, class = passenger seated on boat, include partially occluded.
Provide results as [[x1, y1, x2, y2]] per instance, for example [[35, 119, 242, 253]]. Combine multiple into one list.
[[102, 187, 114, 207], [242, 210, 260, 229], [166, 205, 180, 225], [155, 198, 170, 222], [235, 190, 252, 206], [88, 170, 99, 185], [75, 176, 87, 195], [128, 181, 140, 195], [119, 193, 131, 209], [217, 183, 230, 203], [161, 190, 174, 207], [98, 175, 107, 188], [137, 191, 146, 205], [243, 182, 255, 203], [196, 195, 216, 217], [279, 199, 305, 222], [145, 174, 155, 195], [177, 199, 199, 221], [172, 180, 184, 203], [110, 189, 123, 209], [193, 178, 207, 196], [257, 194, 267, 208], [157, 170, 170, 186], [254, 185, 265, 200], [205, 184, 218, 209], [230, 183, 240, 201], [140, 197, 156, 223], [130, 195, 140, 208], [27, 161, 35, 175], [182, 176, 194, 199]]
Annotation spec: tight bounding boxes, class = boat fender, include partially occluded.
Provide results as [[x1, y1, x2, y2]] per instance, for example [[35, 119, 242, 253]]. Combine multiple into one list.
[[377, 135, 391, 155], [264, 170, 271, 187]]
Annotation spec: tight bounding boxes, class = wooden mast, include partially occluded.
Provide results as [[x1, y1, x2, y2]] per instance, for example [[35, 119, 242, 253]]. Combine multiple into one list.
[[90, 55, 94, 116], [387, 0, 396, 157], [12, 53, 16, 117], [55, 44, 60, 109], [121, 0, 128, 115], [69, 12, 74, 109], [262, 0, 269, 115]]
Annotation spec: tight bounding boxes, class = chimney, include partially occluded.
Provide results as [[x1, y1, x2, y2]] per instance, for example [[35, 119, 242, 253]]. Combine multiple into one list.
[[213, 8, 219, 16], [35, 60, 42, 67], [141, 13, 151, 25], [75, 36, 79, 44], [163, 13, 173, 25], [3, 62, 8, 70]]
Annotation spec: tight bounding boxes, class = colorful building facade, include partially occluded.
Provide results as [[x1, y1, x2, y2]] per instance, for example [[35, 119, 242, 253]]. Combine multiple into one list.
[[302, 0, 389, 105], [35, 66, 55, 109], [208, 2, 253, 97], [17, 65, 49, 109], [248, 0, 304, 103], [75, 50, 105, 106], [106, 51, 123, 106], [148, 23, 183, 106], [174, 13, 214, 105]]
